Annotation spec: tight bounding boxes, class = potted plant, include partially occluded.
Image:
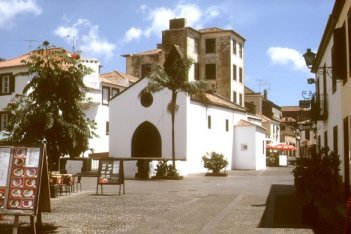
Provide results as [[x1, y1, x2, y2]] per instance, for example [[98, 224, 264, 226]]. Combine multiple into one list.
[[202, 152, 228, 176], [292, 146, 341, 225]]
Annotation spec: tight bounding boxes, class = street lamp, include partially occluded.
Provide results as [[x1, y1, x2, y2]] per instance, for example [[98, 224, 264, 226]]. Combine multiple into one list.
[[303, 48, 316, 69], [303, 48, 333, 79], [307, 78, 316, 84]]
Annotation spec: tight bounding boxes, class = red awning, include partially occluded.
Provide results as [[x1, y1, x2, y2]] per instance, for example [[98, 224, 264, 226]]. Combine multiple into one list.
[[267, 143, 296, 151]]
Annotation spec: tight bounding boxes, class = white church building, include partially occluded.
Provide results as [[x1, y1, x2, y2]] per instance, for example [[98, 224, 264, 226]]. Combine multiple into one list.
[[109, 78, 266, 177], [109, 18, 267, 177]]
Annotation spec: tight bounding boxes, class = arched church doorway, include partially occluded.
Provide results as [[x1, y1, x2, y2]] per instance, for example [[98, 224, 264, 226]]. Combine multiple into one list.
[[132, 121, 162, 158], [131, 121, 162, 179]]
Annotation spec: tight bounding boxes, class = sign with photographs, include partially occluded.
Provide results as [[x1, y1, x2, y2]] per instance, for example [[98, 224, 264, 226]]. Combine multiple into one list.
[[96, 158, 124, 195], [0, 144, 48, 216]]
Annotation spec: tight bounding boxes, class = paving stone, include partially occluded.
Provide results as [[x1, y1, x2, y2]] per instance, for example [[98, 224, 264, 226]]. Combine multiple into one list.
[[0, 166, 338, 233]]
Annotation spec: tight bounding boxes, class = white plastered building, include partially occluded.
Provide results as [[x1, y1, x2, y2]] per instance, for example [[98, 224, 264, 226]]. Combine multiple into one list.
[[109, 78, 266, 177]]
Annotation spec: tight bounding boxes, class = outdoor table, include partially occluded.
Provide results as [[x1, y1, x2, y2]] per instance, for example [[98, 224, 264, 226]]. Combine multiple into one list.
[[49, 173, 73, 195]]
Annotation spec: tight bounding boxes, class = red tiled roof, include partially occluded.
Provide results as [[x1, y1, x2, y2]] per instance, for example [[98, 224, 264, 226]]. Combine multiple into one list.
[[281, 106, 300, 111], [281, 106, 310, 112], [100, 70, 138, 85], [198, 27, 246, 41], [236, 119, 266, 131], [192, 92, 247, 112], [122, 48, 162, 57], [0, 48, 73, 69], [0, 53, 29, 69], [198, 27, 224, 33]]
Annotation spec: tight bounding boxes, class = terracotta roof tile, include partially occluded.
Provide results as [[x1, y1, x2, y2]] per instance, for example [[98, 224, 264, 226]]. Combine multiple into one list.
[[235, 119, 266, 131], [100, 70, 138, 85], [281, 106, 310, 112], [0, 48, 73, 69], [198, 27, 224, 33], [0, 53, 29, 69], [122, 48, 162, 57], [192, 92, 247, 112], [281, 106, 300, 111]]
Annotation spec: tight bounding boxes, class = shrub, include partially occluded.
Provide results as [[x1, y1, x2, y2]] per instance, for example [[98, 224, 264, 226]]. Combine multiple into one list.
[[292, 146, 341, 203], [202, 152, 228, 174], [155, 160, 168, 177], [154, 160, 180, 178]]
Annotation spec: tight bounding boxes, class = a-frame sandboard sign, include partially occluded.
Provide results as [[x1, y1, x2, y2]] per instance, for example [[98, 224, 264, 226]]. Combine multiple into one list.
[[0, 143, 51, 234], [96, 158, 125, 195]]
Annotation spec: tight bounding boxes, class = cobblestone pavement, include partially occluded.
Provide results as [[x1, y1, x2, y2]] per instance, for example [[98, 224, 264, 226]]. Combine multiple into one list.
[[0, 166, 341, 233]]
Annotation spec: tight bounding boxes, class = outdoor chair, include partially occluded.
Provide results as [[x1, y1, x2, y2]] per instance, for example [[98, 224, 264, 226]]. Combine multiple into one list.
[[58, 175, 73, 195], [73, 174, 82, 192]]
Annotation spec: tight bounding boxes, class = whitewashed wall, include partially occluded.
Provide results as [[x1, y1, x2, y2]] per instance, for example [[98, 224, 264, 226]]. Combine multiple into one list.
[[255, 127, 266, 170], [109, 79, 187, 159], [83, 102, 109, 156], [0, 66, 33, 110], [184, 100, 246, 174], [109, 79, 188, 177], [233, 126, 255, 169], [313, 28, 344, 178], [109, 78, 262, 176], [233, 124, 266, 170]]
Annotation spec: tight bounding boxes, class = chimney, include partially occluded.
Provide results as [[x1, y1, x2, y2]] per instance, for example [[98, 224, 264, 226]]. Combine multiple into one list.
[[169, 18, 186, 29], [263, 89, 268, 99]]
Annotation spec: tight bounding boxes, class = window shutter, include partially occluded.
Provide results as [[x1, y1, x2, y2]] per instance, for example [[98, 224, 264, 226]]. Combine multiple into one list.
[[332, 25, 347, 80], [10, 74, 15, 93], [0, 75, 3, 93]]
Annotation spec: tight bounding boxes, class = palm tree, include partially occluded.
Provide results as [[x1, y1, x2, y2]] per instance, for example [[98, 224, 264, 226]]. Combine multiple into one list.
[[140, 44, 210, 171]]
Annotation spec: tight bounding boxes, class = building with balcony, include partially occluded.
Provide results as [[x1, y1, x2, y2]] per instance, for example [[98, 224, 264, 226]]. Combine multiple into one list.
[[280, 106, 313, 157], [244, 87, 281, 146], [306, 0, 351, 197]]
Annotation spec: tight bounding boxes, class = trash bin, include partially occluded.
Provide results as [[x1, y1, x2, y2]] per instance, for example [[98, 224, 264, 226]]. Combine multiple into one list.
[[50, 184, 58, 198]]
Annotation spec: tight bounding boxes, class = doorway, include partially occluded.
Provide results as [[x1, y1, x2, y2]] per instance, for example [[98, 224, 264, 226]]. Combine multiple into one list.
[[131, 121, 162, 158], [131, 121, 162, 179]]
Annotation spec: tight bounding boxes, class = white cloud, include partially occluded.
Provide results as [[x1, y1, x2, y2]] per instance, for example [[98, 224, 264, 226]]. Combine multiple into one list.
[[0, 0, 41, 29], [205, 6, 220, 18], [267, 47, 307, 71], [54, 18, 116, 60], [80, 25, 115, 59], [144, 7, 174, 38], [124, 3, 220, 42], [174, 3, 202, 27], [124, 27, 143, 42]]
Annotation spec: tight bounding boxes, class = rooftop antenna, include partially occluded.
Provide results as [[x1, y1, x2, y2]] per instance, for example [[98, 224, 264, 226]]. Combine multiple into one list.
[[66, 35, 75, 52], [21, 39, 42, 50], [255, 79, 271, 94]]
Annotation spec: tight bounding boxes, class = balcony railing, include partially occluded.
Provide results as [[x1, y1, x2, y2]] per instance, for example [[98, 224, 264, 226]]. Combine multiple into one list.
[[311, 94, 328, 121]]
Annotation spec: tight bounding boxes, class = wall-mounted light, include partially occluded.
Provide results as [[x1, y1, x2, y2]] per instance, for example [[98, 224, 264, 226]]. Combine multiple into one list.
[[303, 49, 316, 69], [303, 48, 333, 79], [307, 78, 316, 84]]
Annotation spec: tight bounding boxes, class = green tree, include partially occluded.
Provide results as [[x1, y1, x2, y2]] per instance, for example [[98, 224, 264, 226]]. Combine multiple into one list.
[[3, 41, 96, 170], [140, 45, 210, 170]]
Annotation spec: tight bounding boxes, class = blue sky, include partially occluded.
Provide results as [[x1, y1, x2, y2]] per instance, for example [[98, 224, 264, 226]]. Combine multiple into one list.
[[0, 0, 334, 106]]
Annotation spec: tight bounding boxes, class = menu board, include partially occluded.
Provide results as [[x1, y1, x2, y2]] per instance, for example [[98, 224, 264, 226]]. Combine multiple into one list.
[[0, 145, 43, 215], [98, 159, 121, 184], [96, 158, 125, 195], [0, 147, 11, 210]]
